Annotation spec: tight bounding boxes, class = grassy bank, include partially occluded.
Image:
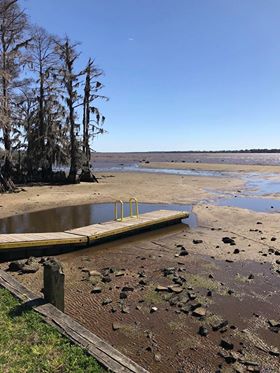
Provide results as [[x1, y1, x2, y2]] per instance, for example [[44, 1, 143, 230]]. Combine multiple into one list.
[[0, 288, 105, 373]]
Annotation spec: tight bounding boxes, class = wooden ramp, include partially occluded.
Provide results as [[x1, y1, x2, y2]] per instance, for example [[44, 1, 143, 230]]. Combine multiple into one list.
[[0, 210, 188, 255]]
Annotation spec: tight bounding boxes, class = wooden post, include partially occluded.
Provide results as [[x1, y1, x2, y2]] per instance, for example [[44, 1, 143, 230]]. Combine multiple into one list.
[[43, 258, 65, 312]]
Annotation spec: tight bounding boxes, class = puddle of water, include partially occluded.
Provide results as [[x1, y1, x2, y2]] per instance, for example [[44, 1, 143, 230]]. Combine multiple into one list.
[[0, 202, 196, 234], [246, 177, 280, 195], [215, 196, 280, 213]]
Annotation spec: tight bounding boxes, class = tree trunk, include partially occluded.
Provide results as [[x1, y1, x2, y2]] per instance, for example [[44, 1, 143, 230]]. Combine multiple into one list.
[[1, 35, 15, 191]]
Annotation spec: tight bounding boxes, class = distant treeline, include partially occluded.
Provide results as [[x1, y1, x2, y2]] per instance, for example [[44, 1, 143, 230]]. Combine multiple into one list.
[[135, 149, 280, 154]]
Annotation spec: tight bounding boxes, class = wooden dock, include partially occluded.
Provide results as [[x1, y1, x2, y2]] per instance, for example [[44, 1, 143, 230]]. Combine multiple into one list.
[[0, 210, 188, 258]]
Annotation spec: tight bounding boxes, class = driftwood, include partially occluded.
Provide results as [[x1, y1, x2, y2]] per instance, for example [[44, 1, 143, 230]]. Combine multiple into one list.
[[0, 270, 149, 373]]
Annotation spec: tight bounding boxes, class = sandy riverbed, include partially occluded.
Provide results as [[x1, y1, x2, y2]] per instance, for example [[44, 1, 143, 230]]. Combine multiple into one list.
[[0, 171, 244, 218], [0, 165, 280, 372]]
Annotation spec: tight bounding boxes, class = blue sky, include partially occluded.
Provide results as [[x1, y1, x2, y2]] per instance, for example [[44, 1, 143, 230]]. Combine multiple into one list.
[[21, 0, 280, 151]]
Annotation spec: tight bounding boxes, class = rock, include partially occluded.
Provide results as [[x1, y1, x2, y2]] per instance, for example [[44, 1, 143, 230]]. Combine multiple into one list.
[[39, 257, 48, 264], [91, 287, 102, 294], [193, 239, 203, 244], [21, 263, 40, 273], [239, 359, 259, 367], [268, 319, 280, 328], [102, 298, 112, 305], [101, 275, 112, 283], [218, 351, 236, 364], [154, 352, 161, 362], [156, 285, 169, 292], [26, 257, 38, 265], [8, 259, 26, 272], [89, 270, 102, 277], [269, 347, 279, 356], [207, 290, 213, 297], [179, 249, 189, 256], [233, 249, 240, 254], [220, 339, 234, 350], [212, 320, 228, 331], [168, 285, 183, 293], [111, 307, 117, 313], [222, 237, 235, 245], [275, 250, 280, 256], [163, 267, 176, 276], [271, 237, 277, 241], [198, 326, 208, 336], [181, 305, 190, 314], [169, 295, 180, 306], [112, 322, 122, 331], [188, 292, 197, 300], [139, 279, 147, 286], [172, 277, 183, 286], [192, 307, 207, 317], [269, 326, 279, 333], [102, 267, 115, 275], [248, 274, 254, 280], [121, 306, 130, 314], [150, 306, 158, 313], [119, 292, 127, 299], [122, 286, 134, 292], [138, 271, 146, 278], [115, 270, 125, 276], [276, 260, 280, 265], [177, 296, 188, 306], [191, 302, 202, 310], [228, 289, 234, 295]]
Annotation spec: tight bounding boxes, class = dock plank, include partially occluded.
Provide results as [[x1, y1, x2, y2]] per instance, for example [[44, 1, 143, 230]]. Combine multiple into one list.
[[0, 210, 188, 252]]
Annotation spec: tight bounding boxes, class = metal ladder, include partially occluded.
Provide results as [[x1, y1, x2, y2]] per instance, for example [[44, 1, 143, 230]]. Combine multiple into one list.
[[114, 198, 139, 222]]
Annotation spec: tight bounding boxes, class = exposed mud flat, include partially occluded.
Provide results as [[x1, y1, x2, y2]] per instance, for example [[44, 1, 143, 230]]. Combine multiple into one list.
[[2, 218, 279, 373], [1, 156, 280, 372]]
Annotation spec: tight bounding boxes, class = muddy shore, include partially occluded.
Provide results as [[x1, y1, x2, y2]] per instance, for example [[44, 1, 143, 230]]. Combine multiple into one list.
[[0, 163, 279, 372]]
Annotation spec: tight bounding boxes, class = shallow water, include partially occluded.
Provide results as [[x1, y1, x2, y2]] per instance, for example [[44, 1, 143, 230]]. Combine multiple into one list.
[[96, 162, 280, 196], [245, 177, 280, 195], [93, 151, 280, 166], [215, 196, 280, 212], [95, 162, 231, 177], [0, 202, 196, 234]]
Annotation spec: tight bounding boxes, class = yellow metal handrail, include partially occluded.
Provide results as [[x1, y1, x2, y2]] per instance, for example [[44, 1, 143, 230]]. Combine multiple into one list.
[[129, 197, 139, 218], [114, 200, 124, 221]]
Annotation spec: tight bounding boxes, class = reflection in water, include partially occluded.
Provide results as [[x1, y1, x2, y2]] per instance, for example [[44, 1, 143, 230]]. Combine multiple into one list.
[[0, 203, 195, 234]]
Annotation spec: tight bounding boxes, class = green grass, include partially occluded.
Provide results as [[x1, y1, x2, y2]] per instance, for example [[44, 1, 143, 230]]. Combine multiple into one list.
[[0, 288, 106, 373]]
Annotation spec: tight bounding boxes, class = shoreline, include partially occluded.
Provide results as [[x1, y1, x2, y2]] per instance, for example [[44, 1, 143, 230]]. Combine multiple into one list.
[[0, 171, 244, 219]]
